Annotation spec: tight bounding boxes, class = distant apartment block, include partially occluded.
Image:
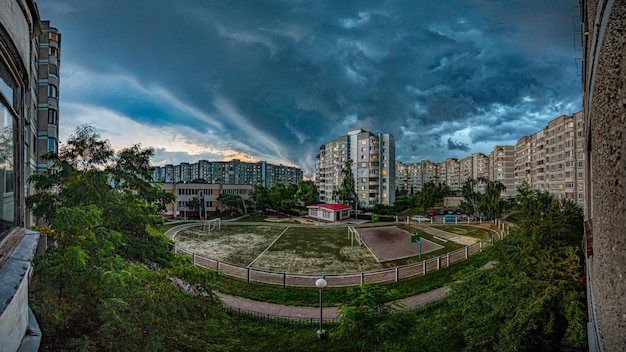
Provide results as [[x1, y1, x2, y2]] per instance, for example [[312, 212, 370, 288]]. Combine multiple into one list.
[[437, 158, 461, 192], [315, 129, 395, 207], [160, 182, 253, 218], [395, 112, 584, 205], [395, 160, 438, 194], [490, 146, 515, 198], [152, 159, 303, 187], [514, 112, 585, 205]]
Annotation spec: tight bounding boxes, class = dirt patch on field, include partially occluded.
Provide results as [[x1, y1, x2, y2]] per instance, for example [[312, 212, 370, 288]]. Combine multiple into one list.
[[175, 225, 283, 266], [359, 226, 444, 262]]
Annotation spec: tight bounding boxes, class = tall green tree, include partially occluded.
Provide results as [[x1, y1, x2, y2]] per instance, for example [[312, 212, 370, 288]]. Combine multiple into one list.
[[187, 196, 200, 216], [337, 159, 357, 207], [251, 184, 271, 212], [295, 180, 318, 207], [218, 192, 243, 213], [268, 181, 297, 212], [481, 179, 506, 219], [27, 125, 175, 254], [417, 181, 438, 212], [459, 179, 480, 216]]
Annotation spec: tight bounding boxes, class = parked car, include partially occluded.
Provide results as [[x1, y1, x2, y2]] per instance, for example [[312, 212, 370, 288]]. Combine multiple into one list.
[[412, 215, 430, 222], [443, 215, 458, 223], [438, 209, 446, 215], [427, 210, 436, 217], [455, 209, 463, 215]]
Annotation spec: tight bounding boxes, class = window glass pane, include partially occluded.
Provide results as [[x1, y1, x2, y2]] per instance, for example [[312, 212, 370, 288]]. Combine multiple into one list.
[[0, 103, 14, 222], [0, 63, 15, 107]]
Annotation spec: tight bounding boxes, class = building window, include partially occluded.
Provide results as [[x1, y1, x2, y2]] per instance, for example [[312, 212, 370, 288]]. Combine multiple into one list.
[[0, 63, 15, 107], [48, 84, 58, 98], [48, 137, 57, 152], [0, 97, 15, 223], [49, 32, 57, 41], [48, 109, 57, 124], [49, 47, 58, 57]]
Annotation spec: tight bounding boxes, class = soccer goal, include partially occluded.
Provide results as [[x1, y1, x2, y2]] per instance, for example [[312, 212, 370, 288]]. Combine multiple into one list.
[[348, 226, 362, 246], [203, 218, 221, 234]]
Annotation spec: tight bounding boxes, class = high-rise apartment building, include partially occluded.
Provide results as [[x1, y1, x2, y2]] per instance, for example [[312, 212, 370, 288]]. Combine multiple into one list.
[[316, 129, 395, 207], [489, 146, 515, 198], [153, 159, 303, 188], [36, 21, 61, 176], [514, 112, 585, 205]]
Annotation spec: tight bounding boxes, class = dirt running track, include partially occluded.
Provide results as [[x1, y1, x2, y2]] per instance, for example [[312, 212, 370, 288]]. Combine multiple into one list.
[[359, 226, 444, 262]]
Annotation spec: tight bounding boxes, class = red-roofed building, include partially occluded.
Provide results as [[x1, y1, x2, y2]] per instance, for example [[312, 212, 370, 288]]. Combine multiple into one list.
[[307, 204, 352, 222]]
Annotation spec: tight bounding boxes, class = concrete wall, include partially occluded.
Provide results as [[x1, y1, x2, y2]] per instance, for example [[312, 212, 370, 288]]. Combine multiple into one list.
[[0, 0, 34, 71], [582, 0, 626, 350], [0, 230, 41, 352]]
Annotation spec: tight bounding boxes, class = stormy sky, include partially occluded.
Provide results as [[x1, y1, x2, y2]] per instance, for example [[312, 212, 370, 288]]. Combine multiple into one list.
[[38, 0, 582, 177]]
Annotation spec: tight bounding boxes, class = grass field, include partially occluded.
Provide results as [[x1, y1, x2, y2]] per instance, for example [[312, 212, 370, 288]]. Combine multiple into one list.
[[251, 226, 381, 274], [172, 224, 485, 274], [174, 225, 382, 274], [174, 225, 285, 266]]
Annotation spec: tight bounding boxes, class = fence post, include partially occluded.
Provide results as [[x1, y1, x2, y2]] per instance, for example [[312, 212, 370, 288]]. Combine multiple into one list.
[[395, 267, 398, 282], [247, 267, 250, 283], [465, 246, 469, 259], [192, 253, 196, 266], [479, 241, 483, 252], [437, 256, 441, 270], [423, 260, 426, 275], [360, 272, 364, 285], [447, 253, 450, 267], [283, 273, 286, 288], [173, 245, 177, 253], [217, 260, 221, 273]]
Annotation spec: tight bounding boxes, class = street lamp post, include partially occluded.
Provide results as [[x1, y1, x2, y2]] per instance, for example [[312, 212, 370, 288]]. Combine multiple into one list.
[[315, 278, 328, 340]]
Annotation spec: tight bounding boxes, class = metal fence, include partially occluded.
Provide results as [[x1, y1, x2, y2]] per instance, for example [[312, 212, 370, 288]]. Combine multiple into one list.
[[171, 239, 491, 288]]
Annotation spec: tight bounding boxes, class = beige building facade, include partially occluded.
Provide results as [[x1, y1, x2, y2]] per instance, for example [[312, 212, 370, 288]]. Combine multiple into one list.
[[160, 183, 253, 219], [580, 0, 626, 350], [514, 112, 585, 205]]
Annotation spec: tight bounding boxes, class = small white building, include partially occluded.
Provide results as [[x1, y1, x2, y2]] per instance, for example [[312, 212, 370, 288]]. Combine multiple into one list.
[[307, 204, 352, 222]]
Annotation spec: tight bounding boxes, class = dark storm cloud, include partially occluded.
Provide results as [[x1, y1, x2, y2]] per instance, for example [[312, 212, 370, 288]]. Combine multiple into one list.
[[447, 138, 470, 152], [39, 0, 581, 175]]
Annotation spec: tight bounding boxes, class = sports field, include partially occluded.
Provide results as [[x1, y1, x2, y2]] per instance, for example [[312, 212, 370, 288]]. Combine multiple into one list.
[[174, 224, 443, 274]]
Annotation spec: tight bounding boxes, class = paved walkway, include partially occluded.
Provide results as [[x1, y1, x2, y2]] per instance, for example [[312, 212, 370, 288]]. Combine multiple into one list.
[[419, 225, 480, 246], [215, 285, 450, 321]]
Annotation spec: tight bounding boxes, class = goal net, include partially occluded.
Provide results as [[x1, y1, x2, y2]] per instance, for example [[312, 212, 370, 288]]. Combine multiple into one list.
[[203, 218, 221, 234], [348, 226, 362, 246]]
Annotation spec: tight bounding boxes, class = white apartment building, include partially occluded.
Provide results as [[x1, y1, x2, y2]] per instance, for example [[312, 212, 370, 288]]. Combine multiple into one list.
[[315, 129, 395, 207]]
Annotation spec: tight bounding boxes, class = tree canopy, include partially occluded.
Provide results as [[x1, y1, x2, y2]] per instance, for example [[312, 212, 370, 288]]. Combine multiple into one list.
[[337, 159, 357, 206]]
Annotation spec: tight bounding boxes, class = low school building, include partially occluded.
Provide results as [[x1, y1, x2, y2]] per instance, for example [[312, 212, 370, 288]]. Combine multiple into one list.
[[307, 204, 352, 222]]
